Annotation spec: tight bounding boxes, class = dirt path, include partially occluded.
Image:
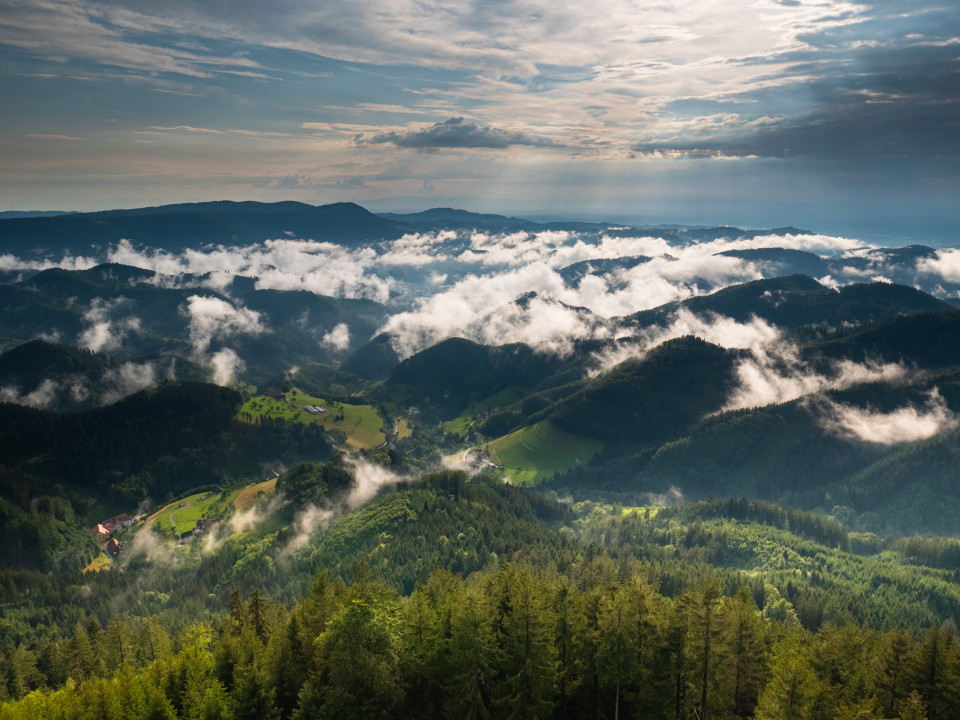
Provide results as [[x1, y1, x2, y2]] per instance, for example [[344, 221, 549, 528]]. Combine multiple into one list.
[[167, 499, 196, 529]]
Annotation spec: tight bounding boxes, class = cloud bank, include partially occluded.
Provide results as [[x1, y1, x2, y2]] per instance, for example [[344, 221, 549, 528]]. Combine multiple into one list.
[[816, 390, 958, 446]]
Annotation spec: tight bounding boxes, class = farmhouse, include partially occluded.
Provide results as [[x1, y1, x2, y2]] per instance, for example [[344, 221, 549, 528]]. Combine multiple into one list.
[[104, 513, 136, 528], [194, 518, 221, 536], [92, 524, 110, 541], [106, 538, 122, 558]]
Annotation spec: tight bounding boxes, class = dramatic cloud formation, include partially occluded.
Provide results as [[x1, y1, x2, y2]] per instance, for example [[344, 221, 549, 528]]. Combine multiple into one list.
[[816, 390, 959, 446], [358, 117, 557, 150], [1, 0, 955, 230]]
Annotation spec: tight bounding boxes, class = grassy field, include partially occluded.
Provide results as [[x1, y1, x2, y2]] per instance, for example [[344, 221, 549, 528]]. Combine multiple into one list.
[[238, 389, 385, 449], [168, 493, 222, 535], [232, 478, 278, 510], [486, 420, 604, 485], [147, 491, 218, 535]]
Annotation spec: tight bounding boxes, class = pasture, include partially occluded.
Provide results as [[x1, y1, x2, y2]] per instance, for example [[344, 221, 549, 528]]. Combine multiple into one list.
[[486, 420, 603, 485], [238, 389, 385, 449]]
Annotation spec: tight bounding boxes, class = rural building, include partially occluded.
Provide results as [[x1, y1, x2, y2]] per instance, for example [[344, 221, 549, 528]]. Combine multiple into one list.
[[106, 538, 122, 558], [104, 513, 136, 528], [193, 518, 221, 536], [92, 524, 110, 541]]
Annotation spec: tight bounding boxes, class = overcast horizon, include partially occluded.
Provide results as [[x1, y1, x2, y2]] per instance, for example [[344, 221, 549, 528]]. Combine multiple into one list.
[[1, 0, 958, 238]]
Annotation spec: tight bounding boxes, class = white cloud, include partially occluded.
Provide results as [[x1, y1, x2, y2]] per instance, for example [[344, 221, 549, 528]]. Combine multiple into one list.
[[320, 323, 351, 351], [100, 361, 157, 404], [281, 458, 405, 558], [723, 347, 909, 412], [588, 308, 781, 375], [183, 295, 265, 356], [210, 347, 244, 385], [0, 379, 60, 409], [816, 389, 958, 445], [917, 249, 960, 284], [77, 297, 141, 353]]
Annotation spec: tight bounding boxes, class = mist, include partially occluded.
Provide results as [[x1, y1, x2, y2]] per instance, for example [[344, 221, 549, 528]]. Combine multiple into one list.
[[281, 458, 406, 559], [815, 389, 958, 446]]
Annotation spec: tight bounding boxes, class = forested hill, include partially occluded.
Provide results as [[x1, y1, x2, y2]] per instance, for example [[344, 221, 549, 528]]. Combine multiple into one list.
[[4, 472, 960, 719], [0, 201, 406, 253], [625, 275, 951, 329]]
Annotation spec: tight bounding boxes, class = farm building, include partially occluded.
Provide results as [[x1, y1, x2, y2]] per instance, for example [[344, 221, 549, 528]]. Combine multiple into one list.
[[92, 524, 110, 541], [102, 513, 136, 531], [194, 518, 221, 535], [106, 538, 122, 558]]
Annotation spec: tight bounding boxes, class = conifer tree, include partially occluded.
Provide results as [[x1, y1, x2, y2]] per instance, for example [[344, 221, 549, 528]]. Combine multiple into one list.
[[755, 629, 820, 720], [445, 585, 497, 720], [492, 565, 558, 720]]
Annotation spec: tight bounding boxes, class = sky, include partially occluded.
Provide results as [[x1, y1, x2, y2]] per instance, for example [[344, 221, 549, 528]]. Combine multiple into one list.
[[1, 0, 958, 236]]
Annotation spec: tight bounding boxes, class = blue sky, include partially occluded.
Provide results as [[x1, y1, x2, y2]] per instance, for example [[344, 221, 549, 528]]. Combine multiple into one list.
[[1, 0, 958, 235]]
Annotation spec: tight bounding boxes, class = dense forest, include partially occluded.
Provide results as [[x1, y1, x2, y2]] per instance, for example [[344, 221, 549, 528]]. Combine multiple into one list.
[[4, 470, 960, 719], [0, 558, 953, 720]]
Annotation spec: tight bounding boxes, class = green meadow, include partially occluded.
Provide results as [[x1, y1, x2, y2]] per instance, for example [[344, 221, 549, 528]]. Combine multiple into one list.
[[238, 388, 385, 449], [486, 420, 603, 485]]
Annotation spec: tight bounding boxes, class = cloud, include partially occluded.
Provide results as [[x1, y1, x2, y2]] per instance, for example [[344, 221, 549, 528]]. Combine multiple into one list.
[[210, 347, 244, 385], [77, 298, 141, 353], [917, 249, 960, 284], [320, 323, 351, 351], [183, 295, 265, 356], [380, 262, 615, 358], [281, 458, 405, 558], [357, 117, 557, 150], [108, 238, 393, 303], [100, 361, 157, 404], [588, 308, 781, 375], [815, 389, 958, 445], [723, 347, 910, 412], [0, 379, 60, 409]]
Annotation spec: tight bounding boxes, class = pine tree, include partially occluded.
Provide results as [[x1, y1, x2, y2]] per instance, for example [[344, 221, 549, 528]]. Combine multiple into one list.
[[718, 586, 766, 719], [755, 629, 820, 720], [310, 594, 403, 720], [491, 565, 558, 720], [908, 623, 959, 720], [445, 587, 497, 720]]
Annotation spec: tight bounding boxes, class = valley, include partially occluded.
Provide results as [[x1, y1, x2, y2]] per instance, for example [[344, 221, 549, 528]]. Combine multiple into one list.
[[3, 202, 960, 718]]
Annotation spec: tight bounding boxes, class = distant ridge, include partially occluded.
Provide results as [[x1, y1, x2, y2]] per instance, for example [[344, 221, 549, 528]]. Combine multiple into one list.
[[0, 200, 405, 255], [379, 207, 543, 230]]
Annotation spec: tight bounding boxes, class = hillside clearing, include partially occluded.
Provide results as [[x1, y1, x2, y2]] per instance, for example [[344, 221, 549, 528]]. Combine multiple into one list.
[[232, 478, 278, 510], [486, 420, 603, 485], [237, 388, 385, 449]]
